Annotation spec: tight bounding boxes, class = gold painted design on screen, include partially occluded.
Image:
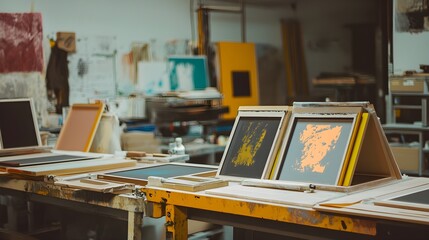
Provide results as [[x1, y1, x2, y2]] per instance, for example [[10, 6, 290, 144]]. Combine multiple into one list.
[[296, 124, 342, 173], [232, 122, 267, 167]]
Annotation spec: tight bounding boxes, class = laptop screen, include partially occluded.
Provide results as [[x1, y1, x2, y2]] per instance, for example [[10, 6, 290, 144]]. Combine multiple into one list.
[[0, 98, 41, 149]]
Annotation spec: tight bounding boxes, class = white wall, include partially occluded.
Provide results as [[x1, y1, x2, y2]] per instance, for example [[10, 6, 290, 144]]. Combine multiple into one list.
[[393, 32, 429, 73], [1, 0, 295, 105], [210, 6, 294, 49], [1, 0, 378, 101], [393, 0, 429, 74], [1, 0, 193, 58], [0, 0, 290, 76], [1, 0, 291, 60]]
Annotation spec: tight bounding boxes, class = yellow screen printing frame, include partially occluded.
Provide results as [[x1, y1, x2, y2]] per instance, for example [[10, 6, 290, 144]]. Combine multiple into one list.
[[55, 102, 105, 152]]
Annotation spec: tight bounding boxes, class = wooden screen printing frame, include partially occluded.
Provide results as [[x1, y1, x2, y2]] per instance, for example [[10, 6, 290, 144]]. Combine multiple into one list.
[[55, 102, 104, 152], [98, 162, 218, 186], [374, 184, 429, 212], [216, 109, 288, 181], [272, 112, 361, 186]]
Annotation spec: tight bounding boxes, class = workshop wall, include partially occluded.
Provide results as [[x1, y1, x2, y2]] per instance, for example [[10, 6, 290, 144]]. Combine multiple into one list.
[[298, 0, 377, 88], [392, 0, 429, 74], [1, 0, 378, 106], [393, 31, 429, 73], [0, 0, 293, 62]]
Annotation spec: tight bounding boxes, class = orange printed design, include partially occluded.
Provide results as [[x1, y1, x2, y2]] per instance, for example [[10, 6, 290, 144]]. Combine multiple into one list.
[[232, 122, 267, 167], [295, 124, 342, 173]]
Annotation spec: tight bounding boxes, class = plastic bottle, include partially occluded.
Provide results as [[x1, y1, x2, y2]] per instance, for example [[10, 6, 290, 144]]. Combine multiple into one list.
[[173, 137, 185, 154], [168, 142, 176, 154]]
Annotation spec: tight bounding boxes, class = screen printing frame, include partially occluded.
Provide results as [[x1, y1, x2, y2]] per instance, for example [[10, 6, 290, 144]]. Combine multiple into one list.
[[216, 110, 288, 181], [55, 102, 104, 152], [374, 184, 429, 212], [98, 162, 218, 186], [272, 113, 360, 186]]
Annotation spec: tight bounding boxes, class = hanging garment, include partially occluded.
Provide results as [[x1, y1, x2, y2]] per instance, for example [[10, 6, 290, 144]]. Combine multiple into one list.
[[46, 44, 69, 114]]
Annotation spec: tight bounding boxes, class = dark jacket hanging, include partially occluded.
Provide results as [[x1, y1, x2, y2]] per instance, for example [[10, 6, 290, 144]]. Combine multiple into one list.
[[46, 44, 69, 114]]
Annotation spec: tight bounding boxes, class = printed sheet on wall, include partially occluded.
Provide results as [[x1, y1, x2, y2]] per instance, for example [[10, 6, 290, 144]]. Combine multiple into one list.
[[68, 36, 117, 104], [0, 13, 43, 73]]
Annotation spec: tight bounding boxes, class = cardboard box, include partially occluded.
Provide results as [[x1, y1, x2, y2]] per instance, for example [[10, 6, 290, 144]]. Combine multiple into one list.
[[389, 77, 427, 93], [121, 132, 161, 153], [56, 32, 76, 53], [390, 145, 419, 172]]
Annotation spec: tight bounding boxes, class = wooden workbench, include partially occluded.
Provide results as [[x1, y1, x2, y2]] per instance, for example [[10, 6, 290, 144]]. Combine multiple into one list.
[[3, 165, 429, 240], [0, 172, 145, 240], [143, 177, 429, 240]]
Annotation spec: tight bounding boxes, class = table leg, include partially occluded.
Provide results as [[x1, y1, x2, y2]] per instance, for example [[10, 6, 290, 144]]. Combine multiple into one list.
[[128, 211, 143, 240], [165, 205, 188, 240]]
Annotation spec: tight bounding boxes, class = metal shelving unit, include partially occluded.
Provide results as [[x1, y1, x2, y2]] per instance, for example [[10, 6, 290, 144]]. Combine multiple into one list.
[[384, 75, 429, 176]]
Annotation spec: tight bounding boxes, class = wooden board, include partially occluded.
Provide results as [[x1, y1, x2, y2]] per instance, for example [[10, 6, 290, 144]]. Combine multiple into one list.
[[349, 203, 429, 222], [55, 102, 104, 152], [314, 178, 429, 225], [205, 184, 345, 208], [341, 112, 369, 186], [316, 202, 429, 225], [292, 104, 366, 115], [317, 177, 428, 208], [375, 192, 429, 213], [6, 158, 136, 176], [129, 153, 189, 163], [55, 178, 134, 194], [242, 177, 396, 194], [374, 182, 429, 213], [238, 106, 291, 112], [147, 176, 228, 192], [0, 152, 98, 167], [353, 109, 402, 181]]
